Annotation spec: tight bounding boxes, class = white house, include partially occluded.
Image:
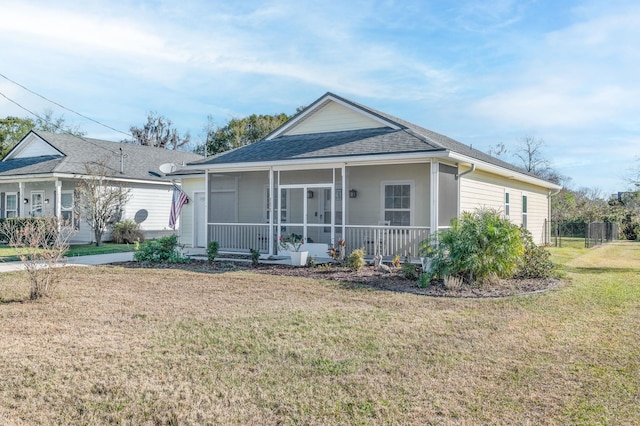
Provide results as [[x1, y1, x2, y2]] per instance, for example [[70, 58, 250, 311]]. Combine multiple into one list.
[[0, 130, 202, 243], [171, 92, 561, 259]]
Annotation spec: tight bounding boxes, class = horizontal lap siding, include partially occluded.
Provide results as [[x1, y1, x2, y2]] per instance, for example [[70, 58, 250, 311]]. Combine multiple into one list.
[[123, 184, 173, 231], [286, 102, 385, 135], [460, 171, 550, 244], [459, 173, 505, 214]]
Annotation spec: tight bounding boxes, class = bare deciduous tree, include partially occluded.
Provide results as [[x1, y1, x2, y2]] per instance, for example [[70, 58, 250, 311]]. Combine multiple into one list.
[[74, 161, 131, 246], [1, 218, 75, 300], [128, 112, 190, 150]]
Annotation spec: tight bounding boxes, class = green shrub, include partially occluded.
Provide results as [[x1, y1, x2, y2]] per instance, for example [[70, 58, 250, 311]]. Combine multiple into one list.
[[111, 220, 144, 244], [134, 234, 189, 263], [515, 228, 554, 279], [418, 273, 431, 288], [401, 262, 419, 280], [207, 241, 219, 262], [422, 208, 524, 284], [249, 248, 260, 267], [347, 248, 366, 272]]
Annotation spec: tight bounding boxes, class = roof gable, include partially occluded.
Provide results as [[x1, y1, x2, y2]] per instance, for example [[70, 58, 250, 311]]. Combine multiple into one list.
[[4, 131, 64, 160], [268, 93, 400, 139]]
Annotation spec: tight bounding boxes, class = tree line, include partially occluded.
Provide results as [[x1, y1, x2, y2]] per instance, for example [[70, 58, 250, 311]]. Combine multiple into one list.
[[0, 109, 295, 157]]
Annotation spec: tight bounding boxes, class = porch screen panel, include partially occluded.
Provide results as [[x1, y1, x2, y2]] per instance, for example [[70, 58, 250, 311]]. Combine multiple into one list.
[[438, 164, 458, 227], [209, 175, 237, 223]]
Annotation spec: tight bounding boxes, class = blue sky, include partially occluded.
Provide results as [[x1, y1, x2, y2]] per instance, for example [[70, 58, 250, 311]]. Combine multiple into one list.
[[1, 0, 638, 196]]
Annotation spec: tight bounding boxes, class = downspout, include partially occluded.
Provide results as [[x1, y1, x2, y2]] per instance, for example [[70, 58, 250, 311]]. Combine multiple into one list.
[[455, 163, 475, 180]]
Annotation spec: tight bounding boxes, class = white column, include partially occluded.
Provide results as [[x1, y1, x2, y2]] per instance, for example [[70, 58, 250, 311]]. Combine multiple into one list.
[[268, 167, 274, 256], [341, 164, 346, 238], [430, 161, 439, 235], [18, 181, 25, 217], [55, 180, 62, 219]]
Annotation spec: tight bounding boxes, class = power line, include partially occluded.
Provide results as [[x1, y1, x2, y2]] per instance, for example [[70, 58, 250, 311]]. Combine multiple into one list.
[[0, 88, 121, 156], [0, 72, 132, 138]]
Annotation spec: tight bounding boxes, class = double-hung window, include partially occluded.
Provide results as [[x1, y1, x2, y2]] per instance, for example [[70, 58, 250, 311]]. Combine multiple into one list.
[[504, 191, 510, 218], [61, 191, 75, 227], [382, 182, 412, 226], [522, 194, 528, 229], [5, 193, 17, 218]]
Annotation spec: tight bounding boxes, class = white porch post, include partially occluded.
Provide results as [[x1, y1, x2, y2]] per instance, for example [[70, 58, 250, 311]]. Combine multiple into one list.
[[55, 180, 62, 219], [18, 181, 25, 217], [430, 161, 439, 235], [276, 170, 281, 250], [341, 163, 346, 238], [268, 167, 274, 256]]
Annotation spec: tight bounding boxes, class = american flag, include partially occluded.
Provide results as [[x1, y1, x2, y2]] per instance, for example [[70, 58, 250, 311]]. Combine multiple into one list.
[[169, 185, 189, 229]]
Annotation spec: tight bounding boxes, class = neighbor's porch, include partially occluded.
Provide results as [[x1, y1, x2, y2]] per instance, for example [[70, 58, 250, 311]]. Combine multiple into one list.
[[204, 161, 458, 260]]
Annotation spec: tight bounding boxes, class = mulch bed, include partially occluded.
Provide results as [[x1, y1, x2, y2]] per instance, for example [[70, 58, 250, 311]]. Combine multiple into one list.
[[110, 259, 560, 298]]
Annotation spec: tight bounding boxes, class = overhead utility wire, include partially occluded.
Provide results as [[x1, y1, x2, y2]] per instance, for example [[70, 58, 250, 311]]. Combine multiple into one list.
[[0, 72, 132, 138], [0, 89, 123, 157]]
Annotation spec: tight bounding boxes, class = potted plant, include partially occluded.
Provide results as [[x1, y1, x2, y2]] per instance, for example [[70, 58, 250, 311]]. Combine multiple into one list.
[[279, 233, 308, 266]]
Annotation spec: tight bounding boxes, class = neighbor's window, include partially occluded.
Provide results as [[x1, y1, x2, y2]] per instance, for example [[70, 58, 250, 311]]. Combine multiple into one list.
[[5, 193, 17, 218], [522, 194, 528, 229], [383, 183, 412, 226], [505, 191, 510, 218], [61, 191, 74, 227]]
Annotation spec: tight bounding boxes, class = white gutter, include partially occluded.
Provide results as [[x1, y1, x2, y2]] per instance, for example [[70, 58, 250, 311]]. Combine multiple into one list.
[[455, 163, 475, 180]]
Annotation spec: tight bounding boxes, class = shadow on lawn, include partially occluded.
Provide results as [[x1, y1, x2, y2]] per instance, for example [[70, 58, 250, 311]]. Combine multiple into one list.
[[567, 266, 640, 275]]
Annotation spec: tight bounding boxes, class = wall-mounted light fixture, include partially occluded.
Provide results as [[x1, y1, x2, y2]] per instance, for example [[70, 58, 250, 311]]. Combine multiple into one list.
[[45, 199, 49, 204], [349, 189, 358, 199], [307, 190, 314, 199], [23, 198, 29, 204]]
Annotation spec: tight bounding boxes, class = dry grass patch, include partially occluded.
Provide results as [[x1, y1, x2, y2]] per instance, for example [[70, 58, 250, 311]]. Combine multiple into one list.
[[1, 242, 639, 424]]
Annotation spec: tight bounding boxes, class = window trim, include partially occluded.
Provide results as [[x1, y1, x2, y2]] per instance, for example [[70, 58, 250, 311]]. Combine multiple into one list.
[[504, 190, 510, 219], [380, 180, 414, 226], [5, 192, 17, 218], [522, 193, 528, 229], [60, 190, 75, 228]]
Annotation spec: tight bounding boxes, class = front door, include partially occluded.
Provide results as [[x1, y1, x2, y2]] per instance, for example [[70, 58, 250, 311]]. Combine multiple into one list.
[[278, 184, 335, 246]]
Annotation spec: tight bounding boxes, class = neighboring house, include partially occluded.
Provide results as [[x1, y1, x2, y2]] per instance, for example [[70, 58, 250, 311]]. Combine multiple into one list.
[[172, 92, 562, 259], [0, 130, 202, 243]]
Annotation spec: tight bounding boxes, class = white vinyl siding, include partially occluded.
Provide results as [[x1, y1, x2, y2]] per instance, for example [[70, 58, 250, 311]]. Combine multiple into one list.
[[459, 170, 550, 244], [123, 185, 174, 231], [11, 135, 62, 159], [285, 101, 385, 135]]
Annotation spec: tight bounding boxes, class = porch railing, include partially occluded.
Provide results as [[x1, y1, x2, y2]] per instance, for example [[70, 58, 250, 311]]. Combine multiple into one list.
[[207, 223, 431, 257], [208, 223, 271, 253], [344, 225, 430, 258]]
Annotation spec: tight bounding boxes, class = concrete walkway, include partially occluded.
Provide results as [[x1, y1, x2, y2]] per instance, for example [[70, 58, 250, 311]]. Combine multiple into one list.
[[0, 252, 135, 273]]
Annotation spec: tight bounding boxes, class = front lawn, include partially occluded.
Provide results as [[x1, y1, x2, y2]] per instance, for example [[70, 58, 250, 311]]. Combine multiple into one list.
[[0, 242, 638, 424], [0, 243, 134, 261]]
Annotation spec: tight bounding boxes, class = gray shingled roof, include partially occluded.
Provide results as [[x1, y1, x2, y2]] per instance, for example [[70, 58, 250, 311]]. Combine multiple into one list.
[[190, 92, 542, 181], [0, 131, 203, 181]]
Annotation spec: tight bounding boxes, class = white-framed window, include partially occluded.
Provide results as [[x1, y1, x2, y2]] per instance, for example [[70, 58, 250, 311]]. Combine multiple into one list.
[[31, 191, 44, 217], [522, 194, 528, 229], [61, 191, 75, 227], [5, 192, 17, 218], [504, 190, 510, 218], [381, 181, 413, 226]]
